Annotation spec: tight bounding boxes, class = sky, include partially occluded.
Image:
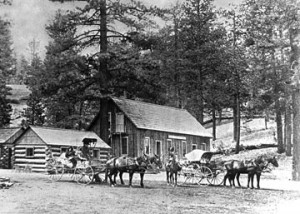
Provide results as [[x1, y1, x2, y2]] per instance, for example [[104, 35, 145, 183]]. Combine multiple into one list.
[[0, 0, 242, 61]]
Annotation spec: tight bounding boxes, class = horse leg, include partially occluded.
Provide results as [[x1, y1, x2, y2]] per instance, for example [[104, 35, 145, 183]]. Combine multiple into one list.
[[174, 172, 178, 187], [256, 173, 261, 189], [230, 173, 236, 187], [107, 170, 115, 187], [223, 173, 228, 186], [140, 172, 145, 188], [247, 173, 251, 188], [129, 171, 133, 187], [119, 171, 125, 185], [236, 173, 241, 187], [166, 171, 170, 185], [170, 172, 174, 186], [113, 171, 118, 185]]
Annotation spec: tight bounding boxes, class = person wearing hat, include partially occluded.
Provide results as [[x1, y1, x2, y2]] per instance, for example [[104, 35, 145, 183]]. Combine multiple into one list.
[[80, 140, 91, 161]]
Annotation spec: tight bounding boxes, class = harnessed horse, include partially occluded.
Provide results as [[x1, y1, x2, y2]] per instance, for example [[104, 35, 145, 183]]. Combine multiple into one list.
[[105, 154, 162, 187], [223, 155, 278, 189]]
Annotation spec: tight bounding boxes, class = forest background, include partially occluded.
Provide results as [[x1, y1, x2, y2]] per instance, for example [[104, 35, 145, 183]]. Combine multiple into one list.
[[0, 0, 300, 180]]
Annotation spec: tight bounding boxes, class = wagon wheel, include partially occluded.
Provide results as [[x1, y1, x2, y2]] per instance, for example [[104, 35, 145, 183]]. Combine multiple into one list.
[[49, 163, 64, 182], [207, 168, 226, 186], [183, 164, 200, 185], [74, 166, 94, 185], [196, 165, 213, 185]]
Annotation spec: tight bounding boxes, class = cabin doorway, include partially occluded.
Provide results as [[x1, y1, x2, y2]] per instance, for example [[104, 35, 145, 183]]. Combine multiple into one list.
[[156, 141, 161, 156], [8, 148, 12, 169]]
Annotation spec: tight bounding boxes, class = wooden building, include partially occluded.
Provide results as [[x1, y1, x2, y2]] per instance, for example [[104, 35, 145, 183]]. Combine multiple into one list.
[[14, 126, 110, 172], [88, 97, 212, 161], [0, 127, 25, 169]]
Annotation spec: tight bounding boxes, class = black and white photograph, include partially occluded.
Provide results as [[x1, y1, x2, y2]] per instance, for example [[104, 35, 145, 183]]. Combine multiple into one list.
[[1, 0, 300, 213]]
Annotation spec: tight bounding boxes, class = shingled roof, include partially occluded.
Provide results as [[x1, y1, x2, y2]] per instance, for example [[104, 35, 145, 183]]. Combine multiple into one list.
[[0, 128, 22, 144], [111, 97, 212, 138], [29, 126, 110, 148]]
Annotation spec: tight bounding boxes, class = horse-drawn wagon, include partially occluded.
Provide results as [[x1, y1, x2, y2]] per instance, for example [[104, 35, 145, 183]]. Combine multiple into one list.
[[47, 138, 107, 185], [178, 149, 225, 186]]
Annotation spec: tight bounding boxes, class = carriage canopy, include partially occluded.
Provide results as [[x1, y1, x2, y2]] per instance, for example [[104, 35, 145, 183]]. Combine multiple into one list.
[[184, 149, 214, 163]]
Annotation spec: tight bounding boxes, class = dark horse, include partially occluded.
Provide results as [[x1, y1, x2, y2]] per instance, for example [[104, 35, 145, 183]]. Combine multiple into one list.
[[223, 155, 279, 189], [105, 154, 162, 187], [165, 154, 182, 186]]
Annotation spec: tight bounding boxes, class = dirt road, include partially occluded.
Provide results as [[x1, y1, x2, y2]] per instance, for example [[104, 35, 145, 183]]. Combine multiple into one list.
[[1, 169, 300, 214]]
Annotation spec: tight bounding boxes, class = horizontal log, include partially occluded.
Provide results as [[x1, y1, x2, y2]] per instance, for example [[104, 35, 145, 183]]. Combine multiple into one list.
[[15, 158, 46, 164], [15, 154, 45, 158], [14, 164, 45, 168], [32, 168, 46, 172], [15, 146, 46, 150], [214, 144, 278, 155]]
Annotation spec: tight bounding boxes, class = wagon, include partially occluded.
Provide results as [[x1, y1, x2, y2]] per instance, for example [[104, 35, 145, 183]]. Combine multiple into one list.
[[179, 149, 225, 186], [47, 138, 107, 185]]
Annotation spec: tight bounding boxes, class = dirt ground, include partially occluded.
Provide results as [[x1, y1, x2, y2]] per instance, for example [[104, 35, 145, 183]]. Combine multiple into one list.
[[1, 168, 300, 214]]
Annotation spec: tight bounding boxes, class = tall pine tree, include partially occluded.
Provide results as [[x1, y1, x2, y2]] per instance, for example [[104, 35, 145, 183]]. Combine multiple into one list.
[[0, 18, 15, 127]]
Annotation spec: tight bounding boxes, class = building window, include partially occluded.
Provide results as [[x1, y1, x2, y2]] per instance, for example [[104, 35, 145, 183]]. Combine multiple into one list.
[[192, 144, 197, 150], [200, 143, 206, 151], [144, 137, 150, 155], [121, 137, 128, 155], [61, 147, 68, 154], [156, 141, 161, 156], [26, 148, 34, 157], [108, 112, 112, 132], [93, 149, 100, 159], [116, 113, 125, 133], [167, 139, 172, 151], [182, 141, 187, 156]]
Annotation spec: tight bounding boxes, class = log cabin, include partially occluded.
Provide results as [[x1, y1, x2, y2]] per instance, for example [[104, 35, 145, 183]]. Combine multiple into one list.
[[88, 97, 212, 162], [0, 127, 25, 169], [14, 126, 110, 172]]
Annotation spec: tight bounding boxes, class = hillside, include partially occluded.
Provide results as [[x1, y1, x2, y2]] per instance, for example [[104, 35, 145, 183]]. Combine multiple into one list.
[[7, 84, 30, 127]]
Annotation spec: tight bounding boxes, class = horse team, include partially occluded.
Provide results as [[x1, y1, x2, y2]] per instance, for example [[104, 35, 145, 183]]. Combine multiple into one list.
[[104, 153, 279, 189]]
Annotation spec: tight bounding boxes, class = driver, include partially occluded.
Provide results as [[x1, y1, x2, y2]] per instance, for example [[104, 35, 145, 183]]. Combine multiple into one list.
[[80, 140, 91, 161]]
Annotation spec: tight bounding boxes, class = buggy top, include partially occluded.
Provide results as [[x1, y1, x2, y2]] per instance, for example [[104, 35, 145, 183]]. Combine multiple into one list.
[[184, 149, 214, 163]]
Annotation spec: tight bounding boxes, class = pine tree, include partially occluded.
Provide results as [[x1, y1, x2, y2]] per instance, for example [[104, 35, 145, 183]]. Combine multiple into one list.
[[0, 18, 15, 127]]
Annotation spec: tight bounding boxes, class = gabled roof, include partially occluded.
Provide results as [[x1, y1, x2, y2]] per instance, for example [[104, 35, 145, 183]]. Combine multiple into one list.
[[111, 97, 212, 138], [29, 126, 110, 148], [0, 128, 23, 144]]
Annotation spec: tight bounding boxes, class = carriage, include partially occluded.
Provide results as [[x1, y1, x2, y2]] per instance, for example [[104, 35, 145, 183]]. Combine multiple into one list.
[[178, 149, 226, 186], [47, 138, 107, 185]]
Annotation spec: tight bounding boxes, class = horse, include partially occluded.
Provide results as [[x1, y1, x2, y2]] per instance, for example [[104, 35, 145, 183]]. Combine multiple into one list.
[[223, 155, 279, 189], [165, 154, 182, 187], [105, 154, 162, 188]]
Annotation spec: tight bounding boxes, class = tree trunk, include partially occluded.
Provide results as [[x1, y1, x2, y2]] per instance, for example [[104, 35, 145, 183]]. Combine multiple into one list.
[[293, 91, 300, 180], [285, 99, 292, 156], [275, 99, 284, 153], [290, 26, 300, 181], [212, 108, 216, 140], [99, 0, 109, 90], [234, 94, 241, 154]]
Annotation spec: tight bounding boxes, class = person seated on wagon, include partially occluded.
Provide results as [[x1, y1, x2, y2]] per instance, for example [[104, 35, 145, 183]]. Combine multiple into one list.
[[65, 146, 77, 168], [79, 140, 91, 161]]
